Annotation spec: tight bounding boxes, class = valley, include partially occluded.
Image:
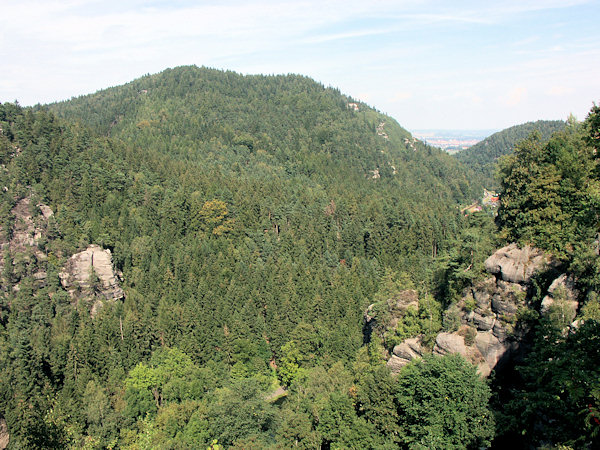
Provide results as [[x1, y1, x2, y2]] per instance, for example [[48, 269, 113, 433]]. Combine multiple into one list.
[[0, 66, 598, 449]]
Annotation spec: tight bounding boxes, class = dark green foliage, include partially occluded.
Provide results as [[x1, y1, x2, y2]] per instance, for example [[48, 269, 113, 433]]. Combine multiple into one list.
[[6, 69, 595, 448], [497, 320, 600, 448], [355, 365, 401, 442], [435, 211, 499, 304], [456, 120, 565, 190], [317, 391, 383, 449], [3, 82, 472, 446], [497, 113, 599, 256]]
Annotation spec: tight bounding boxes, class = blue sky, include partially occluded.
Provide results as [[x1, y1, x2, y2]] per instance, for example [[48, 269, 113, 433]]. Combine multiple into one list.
[[1, 0, 598, 130]]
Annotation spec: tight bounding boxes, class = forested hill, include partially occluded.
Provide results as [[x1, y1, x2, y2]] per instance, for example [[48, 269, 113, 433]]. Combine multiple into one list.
[[3, 64, 599, 448], [1, 67, 484, 447], [49, 66, 472, 199], [455, 119, 565, 189]]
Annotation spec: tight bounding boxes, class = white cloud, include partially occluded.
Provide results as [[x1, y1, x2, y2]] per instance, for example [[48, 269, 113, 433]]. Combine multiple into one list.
[[505, 87, 526, 106], [1, 0, 597, 129], [546, 85, 575, 96], [391, 91, 413, 102]]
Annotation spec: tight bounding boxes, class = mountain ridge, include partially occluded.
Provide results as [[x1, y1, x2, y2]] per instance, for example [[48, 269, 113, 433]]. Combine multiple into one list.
[[455, 119, 566, 189]]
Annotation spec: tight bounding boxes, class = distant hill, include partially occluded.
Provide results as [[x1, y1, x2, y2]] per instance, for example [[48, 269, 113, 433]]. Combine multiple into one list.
[[49, 66, 473, 199], [455, 120, 565, 189]]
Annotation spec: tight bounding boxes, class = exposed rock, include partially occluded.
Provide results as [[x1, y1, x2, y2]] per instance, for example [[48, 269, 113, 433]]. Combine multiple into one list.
[[387, 290, 419, 329], [388, 289, 419, 315], [540, 273, 579, 323], [548, 273, 578, 299], [433, 332, 468, 357], [8, 197, 50, 254], [473, 283, 492, 308], [0, 417, 8, 450], [491, 295, 518, 316], [59, 245, 124, 313], [540, 297, 578, 320], [475, 331, 510, 375], [0, 196, 53, 286], [364, 289, 419, 338], [38, 204, 54, 219], [484, 243, 549, 284], [387, 354, 411, 372], [392, 337, 424, 360], [386, 337, 425, 374], [472, 312, 495, 331], [382, 243, 560, 378], [492, 322, 509, 341]]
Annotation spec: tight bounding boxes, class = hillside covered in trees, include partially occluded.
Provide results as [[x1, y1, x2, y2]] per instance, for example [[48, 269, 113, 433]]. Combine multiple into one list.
[[0, 66, 598, 448], [455, 120, 566, 189]]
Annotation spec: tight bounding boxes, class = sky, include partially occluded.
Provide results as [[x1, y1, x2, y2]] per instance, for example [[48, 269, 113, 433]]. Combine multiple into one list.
[[1, 0, 599, 130]]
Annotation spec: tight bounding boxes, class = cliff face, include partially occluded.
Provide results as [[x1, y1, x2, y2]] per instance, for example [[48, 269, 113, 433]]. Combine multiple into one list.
[[383, 243, 577, 376], [0, 195, 123, 315], [0, 196, 54, 294], [59, 244, 124, 315]]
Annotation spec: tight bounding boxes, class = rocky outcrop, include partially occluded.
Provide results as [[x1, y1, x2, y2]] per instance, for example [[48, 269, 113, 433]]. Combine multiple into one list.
[[385, 243, 560, 377], [364, 289, 419, 341], [484, 243, 550, 283], [386, 337, 424, 372], [0, 417, 8, 450], [0, 196, 53, 292], [540, 274, 579, 317], [386, 290, 419, 327], [59, 245, 124, 314], [434, 332, 468, 356]]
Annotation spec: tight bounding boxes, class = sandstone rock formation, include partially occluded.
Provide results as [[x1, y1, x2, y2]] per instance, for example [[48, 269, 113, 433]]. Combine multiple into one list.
[[0, 417, 8, 450], [384, 243, 559, 377], [540, 273, 579, 322], [0, 196, 53, 291], [386, 337, 424, 372], [364, 289, 419, 340], [484, 243, 549, 283], [59, 244, 124, 314]]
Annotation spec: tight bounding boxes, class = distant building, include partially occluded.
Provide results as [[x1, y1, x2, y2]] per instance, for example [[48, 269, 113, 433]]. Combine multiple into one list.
[[482, 189, 499, 207], [347, 102, 359, 111]]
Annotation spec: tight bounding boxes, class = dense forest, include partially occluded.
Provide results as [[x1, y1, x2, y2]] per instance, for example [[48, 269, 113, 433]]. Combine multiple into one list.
[[0, 66, 598, 448], [455, 120, 565, 190]]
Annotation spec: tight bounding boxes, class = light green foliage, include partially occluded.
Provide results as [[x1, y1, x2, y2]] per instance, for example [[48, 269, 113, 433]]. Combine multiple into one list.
[[126, 363, 160, 393], [207, 378, 276, 447], [83, 379, 110, 429], [396, 354, 495, 449], [190, 197, 235, 236], [394, 305, 421, 342], [418, 294, 443, 347], [580, 295, 600, 322], [547, 299, 577, 331], [124, 347, 214, 423], [277, 341, 305, 386], [1, 68, 555, 448]]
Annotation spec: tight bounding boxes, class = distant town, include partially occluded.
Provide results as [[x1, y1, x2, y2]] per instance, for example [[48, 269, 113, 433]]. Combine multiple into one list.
[[411, 129, 498, 153]]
